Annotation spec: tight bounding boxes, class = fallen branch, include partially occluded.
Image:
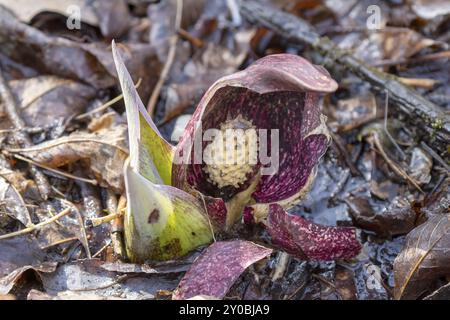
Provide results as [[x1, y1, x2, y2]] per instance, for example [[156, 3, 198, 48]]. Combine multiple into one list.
[[12, 154, 98, 186], [0, 207, 71, 240], [240, 0, 450, 158]]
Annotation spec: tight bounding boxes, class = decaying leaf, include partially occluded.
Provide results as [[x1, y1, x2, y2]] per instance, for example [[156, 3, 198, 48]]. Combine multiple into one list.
[[27, 289, 123, 300], [0, 235, 57, 295], [6, 76, 96, 127], [331, 93, 378, 132], [0, 6, 160, 98], [12, 125, 128, 193], [0, 176, 31, 227], [346, 196, 416, 237], [172, 240, 272, 300], [408, 147, 432, 185], [424, 282, 450, 300], [0, 236, 45, 278], [394, 214, 450, 299], [0, 262, 57, 296], [39, 259, 180, 300]]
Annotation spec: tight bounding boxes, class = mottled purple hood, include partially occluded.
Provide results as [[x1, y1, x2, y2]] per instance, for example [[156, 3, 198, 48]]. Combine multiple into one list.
[[173, 54, 336, 229]]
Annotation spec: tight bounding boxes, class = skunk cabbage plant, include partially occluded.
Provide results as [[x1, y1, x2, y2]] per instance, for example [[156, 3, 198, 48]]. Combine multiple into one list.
[[111, 41, 360, 266]]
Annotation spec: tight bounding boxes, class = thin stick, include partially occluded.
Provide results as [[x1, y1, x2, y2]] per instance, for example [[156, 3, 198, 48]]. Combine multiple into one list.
[[0, 208, 72, 240], [371, 133, 423, 193], [6, 138, 129, 155], [0, 67, 51, 199], [92, 239, 112, 258], [41, 236, 78, 250], [88, 211, 124, 228], [372, 50, 450, 67], [177, 28, 203, 48], [398, 77, 439, 89], [383, 90, 406, 160], [146, 0, 183, 115], [76, 78, 142, 120], [420, 142, 450, 173], [12, 154, 98, 186]]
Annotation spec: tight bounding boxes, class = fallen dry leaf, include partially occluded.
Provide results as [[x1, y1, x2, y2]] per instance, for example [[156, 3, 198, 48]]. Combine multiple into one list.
[[6, 76, 96, 127], [0, 6, 161, 99], [0, 235, 57, 295], [13, 125, 128, 193], [394, 214, 450, 299], [39, 259, 180, 300], [346, 196, 416, 237], [172, 240, 272, 300], [0, 176, 31, 227]]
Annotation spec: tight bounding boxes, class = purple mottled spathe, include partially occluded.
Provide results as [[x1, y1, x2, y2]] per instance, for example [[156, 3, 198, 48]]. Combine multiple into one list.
[[170, 54, 362, 262], [173, 54, 336, 228], [264, 204, 361, 260], [172, 240, 272, 300]]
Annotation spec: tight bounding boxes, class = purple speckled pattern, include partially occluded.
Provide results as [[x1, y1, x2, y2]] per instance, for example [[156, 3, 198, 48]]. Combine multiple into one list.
[[179, 88, 329, 203], [265, 204, 361, 260], [242, 206, 255, 225], [172, 54, 336, 228], [204, 196, 228, 229], [172, 240, 272, 300]]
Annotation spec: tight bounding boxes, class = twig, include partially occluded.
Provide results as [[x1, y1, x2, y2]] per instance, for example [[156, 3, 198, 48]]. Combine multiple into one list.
[[41, 236, 78, 250], [311, 273, 336, 290], [397, 77, 439, 89], [75, 78, 142, 120], [329, 130, 362, 176], [371, 133, 423, 193], [0, 207, 72, 240], [0, 67, 51, 199], [88, 211, 124, 228], [5, 137, 129, 155], [420, 142, 450, 173], [146, 0, 183, 115], [240, 1, 450, 158], [372, 50, 450, 67], [70, 274, 130, 292], [383, 90, 406, 160], [92, 239, 112, 258], [12, 154, 98, 186], [177, 28, 204, 48]]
